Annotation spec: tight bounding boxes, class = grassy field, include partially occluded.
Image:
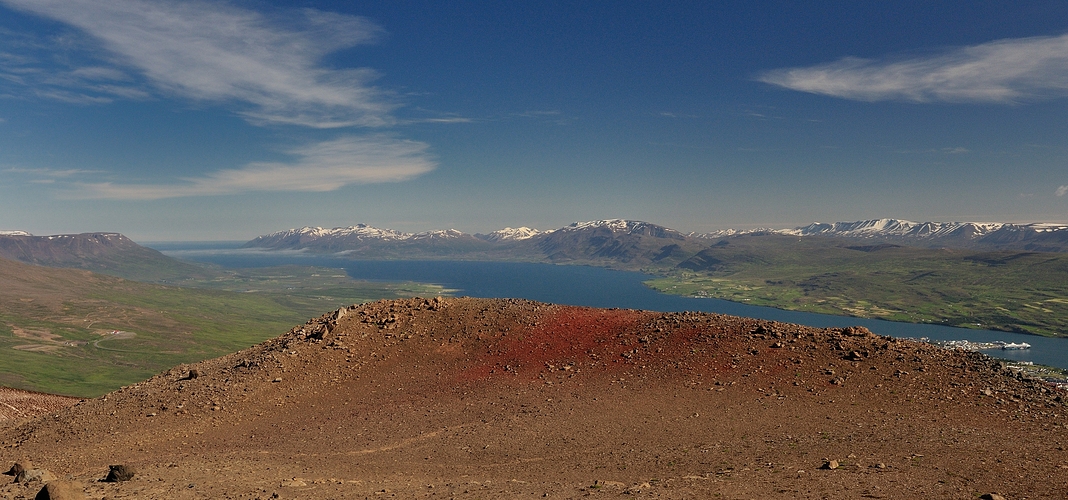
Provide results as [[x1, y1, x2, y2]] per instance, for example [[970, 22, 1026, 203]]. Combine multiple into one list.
[[0, 258, 447, 397], [645, 235, 1068, 338]]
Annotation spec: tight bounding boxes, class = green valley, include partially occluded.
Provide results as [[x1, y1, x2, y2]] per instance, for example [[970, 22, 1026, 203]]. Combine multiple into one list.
[[0, 257, 446, 397], [646, 235, 1068, 337]]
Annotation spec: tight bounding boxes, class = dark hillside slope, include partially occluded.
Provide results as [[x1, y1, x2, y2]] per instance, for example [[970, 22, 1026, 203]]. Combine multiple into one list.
[[535, 221, 707, 267], [0, 232, 210, 282]]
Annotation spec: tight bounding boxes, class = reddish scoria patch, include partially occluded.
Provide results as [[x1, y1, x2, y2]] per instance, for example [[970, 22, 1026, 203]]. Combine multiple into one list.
[[459, 306, 653, 381]]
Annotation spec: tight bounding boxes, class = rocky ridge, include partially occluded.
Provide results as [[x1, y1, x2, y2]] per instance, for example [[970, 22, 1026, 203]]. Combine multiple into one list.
[[2, 297, 1066, 498]]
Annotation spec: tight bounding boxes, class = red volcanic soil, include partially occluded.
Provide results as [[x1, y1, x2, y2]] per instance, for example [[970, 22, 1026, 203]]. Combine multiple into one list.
[[1, 297, 1067, 499]]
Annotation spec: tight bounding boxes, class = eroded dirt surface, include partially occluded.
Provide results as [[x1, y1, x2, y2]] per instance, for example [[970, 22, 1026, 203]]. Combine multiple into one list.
[[1, 297, 1066, 499], [0, 387, 79, 425]]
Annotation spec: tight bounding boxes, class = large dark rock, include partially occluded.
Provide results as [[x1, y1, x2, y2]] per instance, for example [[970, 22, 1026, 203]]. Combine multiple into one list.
[[2, 461, 28, 477], [35, 480, 85, 500], [104, 464, 135, 482]]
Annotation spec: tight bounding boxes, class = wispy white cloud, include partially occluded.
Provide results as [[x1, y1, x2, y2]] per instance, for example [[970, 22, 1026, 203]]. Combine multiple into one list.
[[759, 33, 1068, 103], [0, 0, 392, 127], [70, 136, 435, 200], [514, 110, 562, 117], [510, 109, 574, 125], [658, 112, 697, 119], [5, 166, 101, 177], [411, 117, 473, 124], [69, 66, 128, 81], [896, 147, 971, 155], [1057, 185, 1068, 197], [4, 166, 102, 184]]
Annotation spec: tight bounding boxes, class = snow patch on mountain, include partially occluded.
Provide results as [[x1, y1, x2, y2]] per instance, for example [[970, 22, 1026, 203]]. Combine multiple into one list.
[[791, 219, 1008, 239], [477, 227, 544, 242], [410, 229, 466, 240], [786, 219, 1067, 240], [559, 219, 674, 234], [687, 218, 1068, 246], [689, 228, 781, 239], [257, 224, 413, 241], [251, 224, 471, 245], [0, 230, 33, 236]]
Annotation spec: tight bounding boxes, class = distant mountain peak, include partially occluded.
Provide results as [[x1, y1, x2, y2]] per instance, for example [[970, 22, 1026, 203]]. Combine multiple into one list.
[[0, 230, 33, 236], [476, 227, 544, 242], [561, 219, 669, 233], [563, 219, 635, 230], [258, 225, 410, 242], [791, 219, 1011, 239], [769, 218, 1068, 252], [246, 217, 1068, 255], [410, 229, 465, 240]]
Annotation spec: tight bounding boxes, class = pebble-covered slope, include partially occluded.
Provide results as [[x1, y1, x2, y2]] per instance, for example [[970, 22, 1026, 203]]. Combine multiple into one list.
[[1, 297, 1066, 499]]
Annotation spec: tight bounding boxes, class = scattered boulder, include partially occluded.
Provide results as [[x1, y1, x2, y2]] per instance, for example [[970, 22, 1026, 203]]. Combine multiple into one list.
[[821, 460, 839, 470], [979, 494, 1006, 500], [841, 327, 872, 337], [17, 468, 56, 484], [625, 482, 652, 494], [3, 462, 29, 477], [34, 480, 85, 500], [844, 350, 867, 361], [104, 464, 135, 482]]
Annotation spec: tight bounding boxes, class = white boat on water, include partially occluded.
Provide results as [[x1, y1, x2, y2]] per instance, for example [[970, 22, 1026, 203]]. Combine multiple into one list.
[[999, 342, 1031, 350]]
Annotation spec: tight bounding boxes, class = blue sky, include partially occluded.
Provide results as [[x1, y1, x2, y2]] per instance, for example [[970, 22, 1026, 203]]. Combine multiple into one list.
[[1, 1, 1067, 241]]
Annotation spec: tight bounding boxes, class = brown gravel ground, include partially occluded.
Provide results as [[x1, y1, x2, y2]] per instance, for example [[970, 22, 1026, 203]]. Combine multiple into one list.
[[1, 297, 1067, 499], [0, 387, 79, 425]]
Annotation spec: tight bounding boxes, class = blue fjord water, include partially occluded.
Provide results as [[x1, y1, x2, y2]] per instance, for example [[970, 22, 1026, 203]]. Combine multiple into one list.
[[156, 244, 1068, 370]]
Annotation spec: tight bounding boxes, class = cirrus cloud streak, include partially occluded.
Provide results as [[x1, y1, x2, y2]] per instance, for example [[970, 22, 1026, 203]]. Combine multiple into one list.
[[72, 136, 435, 200], [759, 33, 1068, 103], [0, 0, 392, 127]]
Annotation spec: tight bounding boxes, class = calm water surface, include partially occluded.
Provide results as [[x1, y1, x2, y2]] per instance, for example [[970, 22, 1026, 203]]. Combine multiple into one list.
[[157, 244, 1068, 370]]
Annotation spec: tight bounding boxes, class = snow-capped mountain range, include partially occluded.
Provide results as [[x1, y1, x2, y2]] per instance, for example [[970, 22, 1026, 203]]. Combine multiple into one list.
[[247, 219, 658, 247], [690, 218, 1068, 252], [245, 217, 1068, 253], [244, 219, 706, 263], [247, 217, 1068, 250], [789, 219, 1064, 239]]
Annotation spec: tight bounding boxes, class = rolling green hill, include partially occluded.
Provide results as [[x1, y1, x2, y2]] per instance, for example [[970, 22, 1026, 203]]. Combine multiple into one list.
[[647, 235, 1068, 337], [0, 256, 446, 397]]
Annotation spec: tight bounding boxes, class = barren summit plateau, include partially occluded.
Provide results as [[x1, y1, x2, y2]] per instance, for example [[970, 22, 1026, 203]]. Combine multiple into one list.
[[2, 298, 1066, 498]]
